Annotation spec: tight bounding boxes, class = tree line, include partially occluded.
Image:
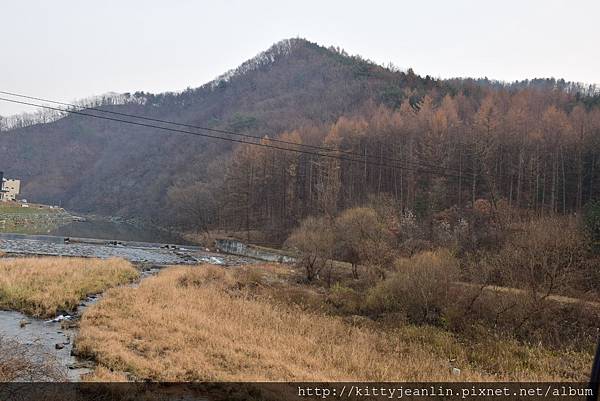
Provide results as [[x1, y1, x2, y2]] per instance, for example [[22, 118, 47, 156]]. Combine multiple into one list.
[[171, 85, 600, 242], [0, 92, 142, 131]]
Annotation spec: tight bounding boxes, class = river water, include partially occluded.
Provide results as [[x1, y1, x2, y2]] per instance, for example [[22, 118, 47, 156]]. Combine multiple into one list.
[[0, 309, 92, 381], [48, 218, 191, 245]]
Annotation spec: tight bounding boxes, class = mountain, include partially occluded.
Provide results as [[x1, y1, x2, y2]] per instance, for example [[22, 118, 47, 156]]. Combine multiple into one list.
[[2, 38, 600, 240], [0, 38, 437, 219]]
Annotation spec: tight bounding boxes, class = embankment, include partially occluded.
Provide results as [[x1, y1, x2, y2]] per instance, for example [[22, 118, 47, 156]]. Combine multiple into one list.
[[0, 206, 75, 233]]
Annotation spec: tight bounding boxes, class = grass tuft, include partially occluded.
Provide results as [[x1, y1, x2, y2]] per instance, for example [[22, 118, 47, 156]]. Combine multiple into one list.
[[0, 257, 139, 318]]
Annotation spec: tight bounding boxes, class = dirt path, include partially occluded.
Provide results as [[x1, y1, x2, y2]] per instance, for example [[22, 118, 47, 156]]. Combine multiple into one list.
[[454, 281, 600, 309]]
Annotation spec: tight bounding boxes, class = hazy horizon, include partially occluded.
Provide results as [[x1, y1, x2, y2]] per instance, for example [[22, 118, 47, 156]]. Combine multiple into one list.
[[1, 0, 598, 115]]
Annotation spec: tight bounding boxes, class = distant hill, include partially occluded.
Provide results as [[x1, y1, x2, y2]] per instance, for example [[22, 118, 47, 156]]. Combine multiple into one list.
[[0, 38, 438, 218]]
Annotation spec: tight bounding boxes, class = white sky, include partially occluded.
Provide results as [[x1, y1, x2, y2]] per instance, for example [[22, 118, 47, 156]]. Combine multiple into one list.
[[1, 0, 598, 115]]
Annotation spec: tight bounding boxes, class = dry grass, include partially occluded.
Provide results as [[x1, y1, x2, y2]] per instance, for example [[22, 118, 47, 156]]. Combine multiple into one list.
[[77, 265, 483, 381], [0, 257, 139, 317], [76, 264, 590, 382]]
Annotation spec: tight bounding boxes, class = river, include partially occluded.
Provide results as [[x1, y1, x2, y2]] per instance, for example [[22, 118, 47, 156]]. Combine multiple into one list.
[[47, 218, 191, 245]]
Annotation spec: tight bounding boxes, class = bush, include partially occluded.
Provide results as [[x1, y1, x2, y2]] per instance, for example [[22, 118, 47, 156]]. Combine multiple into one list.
[[327, 283, 361, 314], [480, 216, 590, 296], [333, 207, 396, 279], [365, 250, 459, 324], [286, 216, 335, 281], [447, 283, 600, 350]]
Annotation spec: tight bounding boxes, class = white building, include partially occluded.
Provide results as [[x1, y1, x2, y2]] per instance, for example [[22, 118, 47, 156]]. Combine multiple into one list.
[[1, 178, 20, 201]]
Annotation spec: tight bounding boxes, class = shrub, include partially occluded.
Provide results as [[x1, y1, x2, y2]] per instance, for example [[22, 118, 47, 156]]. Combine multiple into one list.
[[333, 207, 396, 279], [481, 216, 589, 296], [234, 266, 267, 288], [285, 216, 335, 281], [365, 250, 459, 324], [327, 283, 361, 314], [447, 283, 600, 350]]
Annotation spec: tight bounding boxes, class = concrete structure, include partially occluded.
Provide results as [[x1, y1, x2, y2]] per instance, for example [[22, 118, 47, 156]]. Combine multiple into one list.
[[215, 238, 297, 263], [1, 177, 20, 201]]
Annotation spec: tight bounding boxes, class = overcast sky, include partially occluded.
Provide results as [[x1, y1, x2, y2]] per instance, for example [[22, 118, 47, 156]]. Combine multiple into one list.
[[1, 0, 598, 115]]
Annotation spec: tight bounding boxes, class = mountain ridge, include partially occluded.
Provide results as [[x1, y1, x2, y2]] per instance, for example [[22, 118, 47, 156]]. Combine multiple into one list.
[[1, 38, 599, 227], [0, 38, 432, 218]]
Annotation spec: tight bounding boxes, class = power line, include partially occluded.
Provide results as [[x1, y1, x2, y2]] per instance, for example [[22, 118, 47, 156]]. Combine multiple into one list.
[[0, 90, 467, 175], [0, 96, 469, 180], [6, 91, 587, 185]]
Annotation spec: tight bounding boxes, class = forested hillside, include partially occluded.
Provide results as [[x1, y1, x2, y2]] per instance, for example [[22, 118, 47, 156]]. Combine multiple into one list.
[[0, 39, 436, 217], [217, 87, 600, 241], [1, 38, 600, 242]]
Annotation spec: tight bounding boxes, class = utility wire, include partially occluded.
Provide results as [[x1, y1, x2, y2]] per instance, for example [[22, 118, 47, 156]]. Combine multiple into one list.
[[0, 96, 469, 180], [4, 92, 585, 184], [0, 90, 467, 175]]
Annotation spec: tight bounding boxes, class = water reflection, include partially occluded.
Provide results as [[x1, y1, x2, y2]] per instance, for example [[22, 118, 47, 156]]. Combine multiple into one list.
[[47, 219, 190, 245]]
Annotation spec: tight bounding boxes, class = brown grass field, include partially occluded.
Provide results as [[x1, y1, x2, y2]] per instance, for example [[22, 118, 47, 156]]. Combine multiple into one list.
[[76, 264, 591, 382], [0, 257, 139, 317]]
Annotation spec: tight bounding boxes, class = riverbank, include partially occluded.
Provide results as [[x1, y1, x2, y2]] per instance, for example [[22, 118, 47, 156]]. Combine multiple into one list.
[[0, 202, 75, 234]]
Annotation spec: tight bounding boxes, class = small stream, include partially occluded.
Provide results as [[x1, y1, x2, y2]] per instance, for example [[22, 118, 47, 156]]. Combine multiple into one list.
[[0, 267, 160, 381], [0, 309, 92, 381]]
